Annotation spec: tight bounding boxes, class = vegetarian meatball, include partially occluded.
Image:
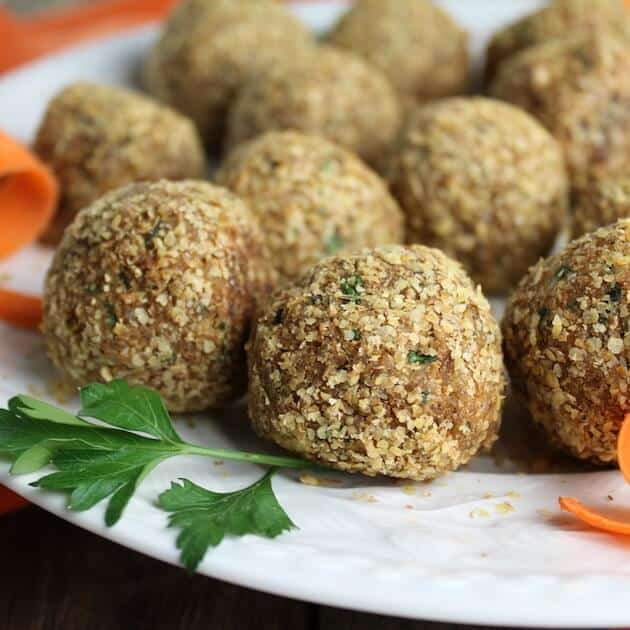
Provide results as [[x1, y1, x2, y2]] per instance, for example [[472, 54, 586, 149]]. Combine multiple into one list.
[[489, 33, 630, 182], [386, 98, 568, 294], [225, 47, 401, 167], [248, 245, 505, 480], [215, 131, 404, 283], [34, 82, 206, 245], [572, 174, 630, 239], [485, 0, 630, 81], [43, 180, 274, 413], [503, 219, 630, 465], [144, 0, 313, 148], [327, 0, 469, 103]]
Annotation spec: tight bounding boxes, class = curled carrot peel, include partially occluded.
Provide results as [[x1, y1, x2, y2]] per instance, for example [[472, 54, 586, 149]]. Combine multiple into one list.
[[0, 289, 43, 331], [0, 130, 58, 259], [559, 498, 630, 536], [619, 413, 630, 485], [559, 414, 630, 535]]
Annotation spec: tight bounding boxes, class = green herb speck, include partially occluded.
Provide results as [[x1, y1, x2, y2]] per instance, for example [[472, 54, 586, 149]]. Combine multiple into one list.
[[325, 231, 344, 255], [407, 352, 438, 365], [555, 265, 573, 281], [320, 158, 337, 173], [421, 391, 430, 405], [350, 329, 361, 341], [340, 275, 364, 303]]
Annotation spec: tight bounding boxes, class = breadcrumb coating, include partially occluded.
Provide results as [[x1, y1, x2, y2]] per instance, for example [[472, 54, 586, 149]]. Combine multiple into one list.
[[386, 97, 568, 294], [485, 0, 630, 81], [502, 219, 630, 464], [248, 245, 505, 480], [216, 131, 404, 283], [225, 47, 401, 167], [490, 33, 630, 182], [327, 0, 469, 102], [43, 180, 274, 413], [144, 0, 313, 148], [572, 174, 630, 239], [34, 82, 206, 245]]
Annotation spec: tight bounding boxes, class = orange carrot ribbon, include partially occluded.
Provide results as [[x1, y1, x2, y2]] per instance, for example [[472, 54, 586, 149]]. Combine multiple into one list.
[[0, 131, 53, 332], [0, 289, 43, 330], [0, 1, 177, 73], [0, 130, 58, 258], [559, 414, 630, 535]]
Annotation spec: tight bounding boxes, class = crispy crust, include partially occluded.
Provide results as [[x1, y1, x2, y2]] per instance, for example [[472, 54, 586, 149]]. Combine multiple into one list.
[[248, 244, 505, 480], [327, 0, 469, 102], [386, 97, 568, 294], [485, 0, 630, 81], [215, 131, 404, 283], [489, 33, 630, 181], [571, 174, 630, 239], [34, 82, 206, 245], [43, 180, 274, 413], [225, 47, 401, 168], [502, 219, 630, 464], [143, 0, 313, 148]]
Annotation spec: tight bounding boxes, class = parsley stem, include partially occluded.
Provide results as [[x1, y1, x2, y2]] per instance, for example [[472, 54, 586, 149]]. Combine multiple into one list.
[[184, 444, 313, 469]]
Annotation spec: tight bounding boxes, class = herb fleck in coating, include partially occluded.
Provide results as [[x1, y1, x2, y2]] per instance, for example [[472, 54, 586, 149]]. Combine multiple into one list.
[[327, 0, 469, 103], [502, 219, 630, 465], [34, 82, 206, 245], [571, 174, 630, 239], [216, 131, 404, 283], [43, 180, 274, 413], [144, 0, 313, 149], [485, 0, 630, 81], [225, 47, 401, 168], [248, 245, 505, 480], [489, 33, 630, 182], [386, 98, 568, 294]]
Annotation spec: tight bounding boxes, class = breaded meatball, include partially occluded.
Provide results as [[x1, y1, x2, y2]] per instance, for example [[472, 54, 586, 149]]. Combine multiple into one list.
[[386, 98, 568, 294], [43, 180, 274, 413], [503, 219, 630, 465], [144, 0, 313, 148], [486, 0, 630, 81], [572, 174, 630, 239], [225, 47, 401, 167], [327, 0, 469, 103], [215, 131, 404, 283], [34, 82, 206, 245], [489, 33, 630, 182], [248, 245, 505, 480]]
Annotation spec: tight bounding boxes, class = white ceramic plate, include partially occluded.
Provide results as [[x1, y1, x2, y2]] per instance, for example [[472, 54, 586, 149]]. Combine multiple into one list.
[[3, 2, 630, 627]]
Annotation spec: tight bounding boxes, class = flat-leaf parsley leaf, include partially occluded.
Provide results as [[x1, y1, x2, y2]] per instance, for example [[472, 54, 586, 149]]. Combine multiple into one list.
[[159, 471, 295, 571]]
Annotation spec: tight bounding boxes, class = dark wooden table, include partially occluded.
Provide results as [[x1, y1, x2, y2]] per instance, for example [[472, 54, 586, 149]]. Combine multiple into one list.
[[2, 505, 493, 630]]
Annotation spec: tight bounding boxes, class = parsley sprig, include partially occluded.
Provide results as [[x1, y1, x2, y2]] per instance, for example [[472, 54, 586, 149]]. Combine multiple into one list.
[[0, 380, 309, 570]]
